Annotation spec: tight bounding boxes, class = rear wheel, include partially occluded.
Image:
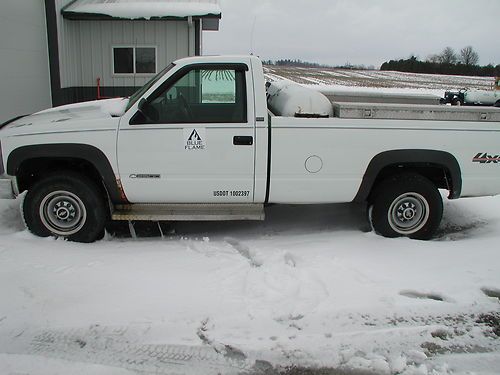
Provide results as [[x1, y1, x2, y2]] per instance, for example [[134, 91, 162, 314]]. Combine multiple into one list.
[[494, 100, 500, 107], [451, 97, 462, 106], [23, 173, 107, 243], [369, 173, 443, 240]]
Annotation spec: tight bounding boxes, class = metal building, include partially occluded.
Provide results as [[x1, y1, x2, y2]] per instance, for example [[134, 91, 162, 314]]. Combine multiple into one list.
[[0, 0, 221, 123], [0, 1, 52, 124]]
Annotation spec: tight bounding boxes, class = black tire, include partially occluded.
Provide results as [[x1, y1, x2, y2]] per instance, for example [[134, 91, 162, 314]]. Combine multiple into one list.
[[451, 97, 462, 106], [494, 100, 500, 108], [23, 172, 107, 243], [369, 173, 443, 240]]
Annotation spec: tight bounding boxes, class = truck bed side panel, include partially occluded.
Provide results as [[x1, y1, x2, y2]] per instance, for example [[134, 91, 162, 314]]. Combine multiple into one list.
[[268, 116, 500, 203]]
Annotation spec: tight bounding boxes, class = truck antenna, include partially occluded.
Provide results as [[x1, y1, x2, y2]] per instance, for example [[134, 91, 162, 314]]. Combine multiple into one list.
[[250, 16, 257, 55]]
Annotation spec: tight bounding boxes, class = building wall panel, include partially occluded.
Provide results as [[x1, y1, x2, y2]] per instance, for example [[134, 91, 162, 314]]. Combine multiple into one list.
[[0, 0, 51, 122], [58, 18, 194, 90], [52, 0, 196, 103]]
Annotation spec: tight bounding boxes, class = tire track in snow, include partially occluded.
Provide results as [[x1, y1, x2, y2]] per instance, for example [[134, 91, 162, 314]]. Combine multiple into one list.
[[9, 325, 259, 375], [223, 242, 330, 321], [225, 238, 263, 267], [1, 309, 499, 375]]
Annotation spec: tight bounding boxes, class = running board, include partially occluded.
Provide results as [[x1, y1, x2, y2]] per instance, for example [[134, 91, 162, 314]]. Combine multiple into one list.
[[0, 178, 14, 199], [112, 204, 265, 221]]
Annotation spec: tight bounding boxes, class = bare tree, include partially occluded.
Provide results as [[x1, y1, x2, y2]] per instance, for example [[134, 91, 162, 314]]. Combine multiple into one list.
[[460, 46, 479, 66], [426, 54, 441, 64], [439, 47, 458, 64]]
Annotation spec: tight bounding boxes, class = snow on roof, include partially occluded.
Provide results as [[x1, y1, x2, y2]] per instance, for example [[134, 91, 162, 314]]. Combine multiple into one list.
[[62, 0, 221, 20]]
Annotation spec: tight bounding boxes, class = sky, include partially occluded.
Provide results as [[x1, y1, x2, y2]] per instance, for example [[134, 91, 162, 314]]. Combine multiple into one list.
[[203, 0, 500, 68]]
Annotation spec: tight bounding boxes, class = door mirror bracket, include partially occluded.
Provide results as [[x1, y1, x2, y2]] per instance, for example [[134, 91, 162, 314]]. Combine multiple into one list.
[[131, 98, 159, 124]]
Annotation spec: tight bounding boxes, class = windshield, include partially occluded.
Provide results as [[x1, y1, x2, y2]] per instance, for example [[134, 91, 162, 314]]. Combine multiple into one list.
[[125, 63, 175, 111]]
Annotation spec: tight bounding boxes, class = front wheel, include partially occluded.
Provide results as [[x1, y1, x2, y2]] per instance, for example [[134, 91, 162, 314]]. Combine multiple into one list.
[[23, 173, 107, 243], [494, 100, 500, 108], [369, 173, 443, 240]]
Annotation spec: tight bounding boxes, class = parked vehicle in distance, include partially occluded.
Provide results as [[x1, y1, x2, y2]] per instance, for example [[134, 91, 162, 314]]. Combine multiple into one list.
[[442, 77, 500, 106], [2, 55, 500, 242]]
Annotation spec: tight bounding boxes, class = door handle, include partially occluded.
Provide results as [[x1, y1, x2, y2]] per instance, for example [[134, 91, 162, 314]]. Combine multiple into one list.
[[233, 136, 253, 146]]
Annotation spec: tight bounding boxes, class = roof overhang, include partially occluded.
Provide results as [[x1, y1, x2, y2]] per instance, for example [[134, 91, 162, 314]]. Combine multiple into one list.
[[62, 0, 221, 30]]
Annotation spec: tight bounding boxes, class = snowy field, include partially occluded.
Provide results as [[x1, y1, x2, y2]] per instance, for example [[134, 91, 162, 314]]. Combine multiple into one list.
[[1, 194, 500, 375], [264, 65, 496, 98], [1, 68, 500, 374]]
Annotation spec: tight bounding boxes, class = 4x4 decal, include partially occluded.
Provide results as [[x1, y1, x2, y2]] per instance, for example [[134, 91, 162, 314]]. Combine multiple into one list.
[[473, 152, 500, 164]]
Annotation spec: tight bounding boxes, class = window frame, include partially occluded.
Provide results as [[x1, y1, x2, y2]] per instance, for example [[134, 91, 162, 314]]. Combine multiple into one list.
[[112, 45, 158, 76], [130, 63, 249, 126]]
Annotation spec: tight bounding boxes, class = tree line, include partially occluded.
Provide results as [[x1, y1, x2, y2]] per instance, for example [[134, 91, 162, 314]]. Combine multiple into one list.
[[262, 59, 331, 69], [381, 46, 500, 77], [262, 59, 375, 70]]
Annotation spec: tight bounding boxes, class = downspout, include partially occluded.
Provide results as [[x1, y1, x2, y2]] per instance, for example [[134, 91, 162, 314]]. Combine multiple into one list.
[[44, 0, 62, 106], [187, 16, 194, 57]]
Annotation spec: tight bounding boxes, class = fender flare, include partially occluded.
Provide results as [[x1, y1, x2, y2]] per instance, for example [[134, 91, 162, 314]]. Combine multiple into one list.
[[353, 149, 462, 202], [7, 143, 127, 204]]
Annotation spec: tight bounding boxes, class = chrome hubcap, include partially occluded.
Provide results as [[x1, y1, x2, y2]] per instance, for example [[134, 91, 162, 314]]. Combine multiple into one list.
[[40, 191, 87, 236], [388, 193, 429, 235]]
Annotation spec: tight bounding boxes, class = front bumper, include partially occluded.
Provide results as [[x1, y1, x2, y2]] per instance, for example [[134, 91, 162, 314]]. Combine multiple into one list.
[[0, 176, 15, 199]]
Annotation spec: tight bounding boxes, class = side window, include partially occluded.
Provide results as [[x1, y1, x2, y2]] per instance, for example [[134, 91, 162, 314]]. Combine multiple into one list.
[[201, 70, 236, 104], [137, 66, 247, 124]]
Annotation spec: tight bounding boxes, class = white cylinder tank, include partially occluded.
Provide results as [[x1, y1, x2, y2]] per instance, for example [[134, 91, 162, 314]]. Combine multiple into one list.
[[266, 80, 334, 118]]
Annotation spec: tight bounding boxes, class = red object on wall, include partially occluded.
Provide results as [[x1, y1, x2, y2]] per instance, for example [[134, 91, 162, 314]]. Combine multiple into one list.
[[96, 77, 113, 100]]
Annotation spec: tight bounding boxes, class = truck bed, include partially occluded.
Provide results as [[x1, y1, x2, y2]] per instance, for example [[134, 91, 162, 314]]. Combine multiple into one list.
[[266, 80, 500, 122], [331, 101, 500, 122], [321, 91, 441, 105]]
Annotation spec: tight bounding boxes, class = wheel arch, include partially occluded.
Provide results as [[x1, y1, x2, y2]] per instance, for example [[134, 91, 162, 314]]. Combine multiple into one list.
[[7, 143, 128, 204], [353, 149, 462, 203]]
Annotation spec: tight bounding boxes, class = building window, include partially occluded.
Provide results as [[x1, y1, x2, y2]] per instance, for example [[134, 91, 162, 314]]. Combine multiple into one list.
[[136, 48, 156, 74], [113, 48, 133, 74], [113, 47, 156, 75]]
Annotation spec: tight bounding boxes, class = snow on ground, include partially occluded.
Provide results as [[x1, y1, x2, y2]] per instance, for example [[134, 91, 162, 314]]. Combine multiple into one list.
[[0, 353, 135, 375], [1, 194, 500, 374], [264, 65, 496, 94]]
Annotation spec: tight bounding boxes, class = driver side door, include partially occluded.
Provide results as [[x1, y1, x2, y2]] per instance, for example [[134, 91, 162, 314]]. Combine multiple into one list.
[[117, 63, 256, 204]]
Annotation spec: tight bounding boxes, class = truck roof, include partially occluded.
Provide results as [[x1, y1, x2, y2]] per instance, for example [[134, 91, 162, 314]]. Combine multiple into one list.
[[173, 54, 260, 65]]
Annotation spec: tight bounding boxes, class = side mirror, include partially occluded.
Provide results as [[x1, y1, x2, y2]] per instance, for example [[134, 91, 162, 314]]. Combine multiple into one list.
[[138, 98, 148, 112], [138, 98, 158, 121]]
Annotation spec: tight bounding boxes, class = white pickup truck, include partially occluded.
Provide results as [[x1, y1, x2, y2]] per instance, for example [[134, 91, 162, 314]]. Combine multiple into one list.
[[1, 55, 500, 242]]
